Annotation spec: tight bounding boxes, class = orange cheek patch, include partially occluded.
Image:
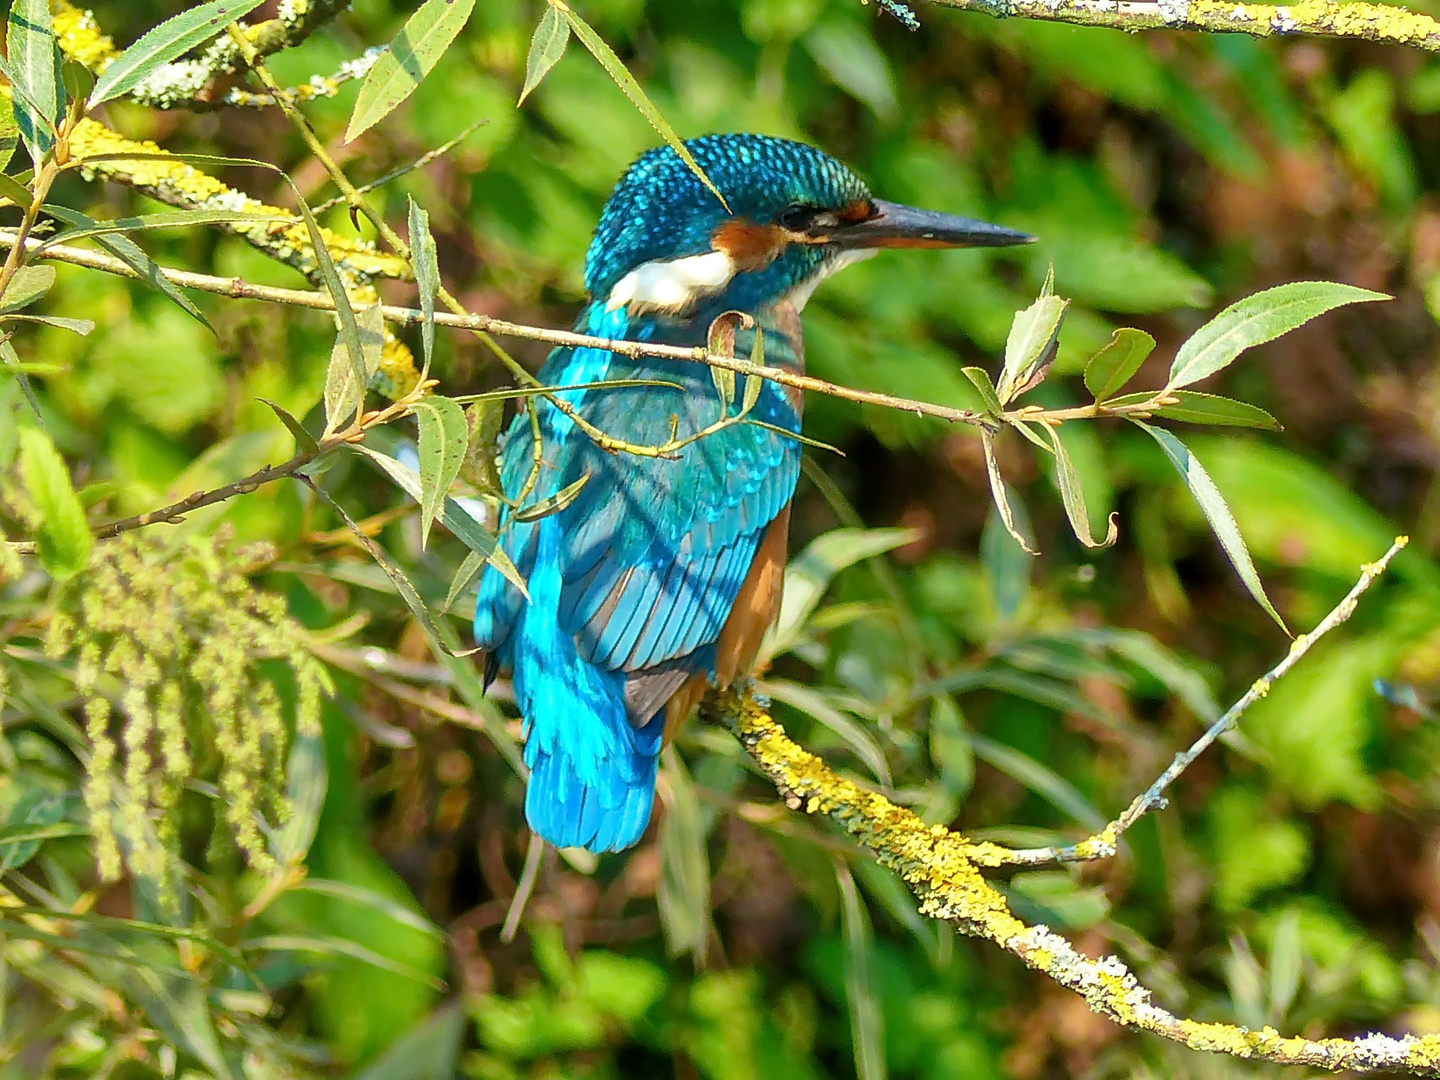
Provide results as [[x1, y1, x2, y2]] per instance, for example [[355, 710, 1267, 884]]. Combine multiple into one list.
[[712, 218, 790, 271], [838, 198, 877, 224]]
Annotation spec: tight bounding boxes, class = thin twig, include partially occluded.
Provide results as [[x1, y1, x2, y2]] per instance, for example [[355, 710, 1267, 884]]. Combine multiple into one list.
[[976, 534, 1410, 868], [500, 834, 544, 944]]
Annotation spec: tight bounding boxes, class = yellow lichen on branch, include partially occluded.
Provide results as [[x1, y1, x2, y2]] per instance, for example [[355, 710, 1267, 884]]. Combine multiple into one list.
[[707, 683, 1440, 1074]]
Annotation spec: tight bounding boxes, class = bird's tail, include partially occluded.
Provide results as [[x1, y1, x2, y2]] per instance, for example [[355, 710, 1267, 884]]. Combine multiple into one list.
[[512, 523, 663, 853]]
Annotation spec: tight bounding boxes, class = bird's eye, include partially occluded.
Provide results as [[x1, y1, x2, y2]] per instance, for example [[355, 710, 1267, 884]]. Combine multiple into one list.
[[775, 205, 815, 232]]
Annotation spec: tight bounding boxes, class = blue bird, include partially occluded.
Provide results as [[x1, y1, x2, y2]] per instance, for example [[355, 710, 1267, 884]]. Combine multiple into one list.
[[473, 134, 1032, 853]]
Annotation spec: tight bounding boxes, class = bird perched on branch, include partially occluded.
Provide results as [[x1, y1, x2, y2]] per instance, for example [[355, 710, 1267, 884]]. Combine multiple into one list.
[[473, 133, 1032, 853]]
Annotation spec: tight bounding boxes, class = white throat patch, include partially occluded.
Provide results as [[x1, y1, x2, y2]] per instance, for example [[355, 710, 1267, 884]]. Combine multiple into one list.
[[604, 250, 736, 314], [783, 248, 877, 312]]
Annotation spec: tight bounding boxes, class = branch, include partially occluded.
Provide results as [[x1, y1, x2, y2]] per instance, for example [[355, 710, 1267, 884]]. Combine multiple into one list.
[[920, 0, 1440, 52], [703, 539, 1431, 1073], [983, 534, 1411, 867]]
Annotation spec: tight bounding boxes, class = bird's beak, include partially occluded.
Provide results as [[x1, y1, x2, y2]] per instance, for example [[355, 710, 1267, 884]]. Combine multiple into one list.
[[826, 199, 1035, 251]]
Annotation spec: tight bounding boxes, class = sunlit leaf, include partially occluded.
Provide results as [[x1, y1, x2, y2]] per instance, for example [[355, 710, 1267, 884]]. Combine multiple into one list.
[[657, 748, 711, 962], [970, 734, 1105, 830], [962, 366, 1003, 416], [7, 0, 62, 162], [1134, 421, 1287, 632], [40, 206, 279, 247], [89, 0, 267, 106], [442, 548, 487, 615], [997, 293, 1067, 403], [1046, 424, 1118, 549], [408, 197, 439, 376], [980, 429, 1039, 555], [413, 395, 468, 548], [322, 304, 384, 436], [345, 0, 478, 142], [835, 861, 885, 1080], [18, 426, 91, 578], [518, 4, 569, 105], [0, 263, 53, 312], [513, 473, 590, 523], [1168, 281, 1387, 389], [556, 3, 729, 210], [765, 679, 892, 787], [1111, 390, 1281, 430], [260, 399, 319, 454], [1084, 326, 1155, 401], [1, 312, 93, 334], [270, 733, 325, 867]]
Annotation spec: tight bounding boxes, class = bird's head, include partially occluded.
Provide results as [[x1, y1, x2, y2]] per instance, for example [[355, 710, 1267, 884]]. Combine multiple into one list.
[[585, 133, 1033, 321]]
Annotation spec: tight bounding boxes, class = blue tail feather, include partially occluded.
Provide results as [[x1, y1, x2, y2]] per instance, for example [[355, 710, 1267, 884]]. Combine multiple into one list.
[[512, 520, 664, 853]]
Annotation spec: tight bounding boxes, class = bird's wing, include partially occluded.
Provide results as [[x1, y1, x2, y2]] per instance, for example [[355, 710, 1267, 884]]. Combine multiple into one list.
[[554, 338, 800, 677]]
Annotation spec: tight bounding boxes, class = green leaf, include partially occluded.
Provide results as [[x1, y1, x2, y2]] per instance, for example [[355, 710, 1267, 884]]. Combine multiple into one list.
[[345, 0, 479, 142], [352, 444, 527, 598], [1, 313, 93, 334], [442, 548, 487, 614], [407, 197, 439, 377], [1118, 390, 1282, 429], [89, 0, 268, 106], [970, 734, 1105, 830], [835, 861, 885, 1080], [260, 398, 319, 454], [961, 366, 1002, 416], [657, 748, 711, 961], [462, 399, 504, 496], [0, 170, 30, 207], [1168, 281, 1388, 389], [0, 263, 53, 312], [1047, 425, 1118, 549], [518, 4, 569, 105], [350, 1004, 466, 1080], [287, 879, 443, 939], [766, 526, 919, 659], [980, 429, 1039, 555], [7, 0, 62, 162], [18, 426, 91, 578], [1134, 421, 1288, 632], [765, 680, 892, 786], [40, 204, 214, 330], [0, 788, 67, 873], [1084, 327, 1155, 401], [413, 395, 468, 548], [513, 473, 590, 523], [40, 206, 279, 248], [0, 95, 19, 171], [294, 192, 367, 423], [997, 293, 1067, 403], [322, 304, 384, 436], [557, 4, 729, 211]]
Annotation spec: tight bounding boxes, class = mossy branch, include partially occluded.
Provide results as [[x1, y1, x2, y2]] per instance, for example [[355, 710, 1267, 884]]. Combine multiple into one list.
[[916, 0, 1440, 53], [703, 536, 1426, 1074]]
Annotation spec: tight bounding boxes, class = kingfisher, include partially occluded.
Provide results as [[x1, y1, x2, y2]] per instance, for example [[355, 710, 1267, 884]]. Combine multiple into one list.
[[473, 133, 1032, 853]]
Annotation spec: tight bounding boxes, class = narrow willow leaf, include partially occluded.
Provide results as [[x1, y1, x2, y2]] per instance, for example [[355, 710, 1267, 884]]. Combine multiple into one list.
[[270, 734, 325, 867], [657, 748, 711, 961], [0, 171, 30, 207], [741, 373, 762, 415], [259, 399, 319, 454], [18, 426, 91, 578], [245, 934, 444, 990], [61, 59, 93, 106], [40, 204, 213, 330], [89, 0, 267, 106], [1169, 281, 1388, 389], [322, 336, 360, 436], [307, 481, 467, 662], [1135, 421, 1288, 632], [1108, 390, 1281, 429], [294, 192, 366, 416], [352, 444, 527, 597], [997, 293, 1066, 404], [961, 366, 1002, 415], [8, 0, 62, 162], [443, 548, 487, 614], [1047, 425, 1118, 549], [836, 862, 886, 1080], [710, 363, 735, 412], [345, 0, 478, 142], [1084, 327, 1155, 401], [40, 207, 279, 247], [407, 197, 439, 377], [288, 879, 443, 938], [518, 4, 569, 104], [2, 313, 93, 334], [513, 473, 590, 523], [413, 395, 469, 548], [1268, 907, 1303, 1024], [462, 399, 504, 496], [0, 264, 53, 312], [0, 96, 18, 171], [0, 788, 67, 872], [557, 3, 729, 210], [979, 429, 1038, 555], [970, 733, 1105, 830]]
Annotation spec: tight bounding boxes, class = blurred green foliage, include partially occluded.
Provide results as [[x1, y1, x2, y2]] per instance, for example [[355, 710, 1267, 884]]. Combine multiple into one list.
[[6, 0, 1440, 1077]]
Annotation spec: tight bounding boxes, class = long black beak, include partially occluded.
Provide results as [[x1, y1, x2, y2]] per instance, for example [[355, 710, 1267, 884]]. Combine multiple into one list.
[[827, 199, 1035, 250]]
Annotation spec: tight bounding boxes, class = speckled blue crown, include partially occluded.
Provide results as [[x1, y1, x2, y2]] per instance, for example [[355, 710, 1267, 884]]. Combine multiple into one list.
[[584, 133, 871, 306]]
